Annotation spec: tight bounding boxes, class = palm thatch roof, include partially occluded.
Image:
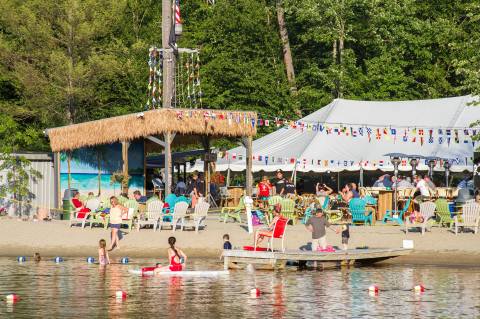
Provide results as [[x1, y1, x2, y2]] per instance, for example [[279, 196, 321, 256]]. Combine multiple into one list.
[[46, 108, 257, 152]]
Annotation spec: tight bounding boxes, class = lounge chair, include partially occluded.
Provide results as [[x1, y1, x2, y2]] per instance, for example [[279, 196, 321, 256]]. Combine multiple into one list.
[[182, 201, 210, 233], [349, 198, 372, 226], [405, 201, 436, 235], [219, 196, 244, 223], [454, 202, 480, 235], [172, 201, 189, 232], [383, 197, 411, 225], [435, 198, 455, 228], [137, 199, 163, 231], [254, 217, 289, 252], [121, 199, 139, 231]]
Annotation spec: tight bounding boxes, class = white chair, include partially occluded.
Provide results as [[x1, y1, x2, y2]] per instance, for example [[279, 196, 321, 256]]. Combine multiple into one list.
[[137, 200, 163, 231], [170, 201, 189, 232], [405, 201, 436, 235], [182, 201, 210, 233], [85, 198, 101, 212], [454, 202, 480, 235]]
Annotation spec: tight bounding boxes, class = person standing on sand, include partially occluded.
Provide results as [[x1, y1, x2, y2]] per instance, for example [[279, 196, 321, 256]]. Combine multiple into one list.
[[305, 207, 339, 251], [108, 196, 126, 251]]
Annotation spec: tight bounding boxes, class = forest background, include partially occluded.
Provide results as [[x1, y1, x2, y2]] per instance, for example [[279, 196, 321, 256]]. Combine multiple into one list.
[[0, 0, 479, 152]]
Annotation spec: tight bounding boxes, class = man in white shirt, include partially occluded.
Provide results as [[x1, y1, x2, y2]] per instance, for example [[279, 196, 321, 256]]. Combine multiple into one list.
[[413, 175, 430, 204]]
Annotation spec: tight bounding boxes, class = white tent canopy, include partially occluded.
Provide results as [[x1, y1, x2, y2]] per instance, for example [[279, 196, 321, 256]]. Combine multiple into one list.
[[194, 95, 480, 173]]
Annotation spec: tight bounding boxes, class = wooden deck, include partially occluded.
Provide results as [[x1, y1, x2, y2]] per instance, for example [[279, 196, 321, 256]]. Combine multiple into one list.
[[222, 248, 412, 270]]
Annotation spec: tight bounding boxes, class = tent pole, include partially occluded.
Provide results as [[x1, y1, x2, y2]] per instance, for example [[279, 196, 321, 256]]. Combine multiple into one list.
[[242, 136, 253, 196], [337, 171, 340, 192], [359, 166, 364, 188]]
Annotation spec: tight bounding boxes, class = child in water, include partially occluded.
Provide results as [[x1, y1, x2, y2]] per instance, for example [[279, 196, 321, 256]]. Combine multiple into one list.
[[223, 234, 232, 250], [98, 239, 110, 265]]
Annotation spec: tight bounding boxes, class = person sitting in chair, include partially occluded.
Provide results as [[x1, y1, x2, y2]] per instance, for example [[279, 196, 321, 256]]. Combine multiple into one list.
[[255, 204, 282, 247]]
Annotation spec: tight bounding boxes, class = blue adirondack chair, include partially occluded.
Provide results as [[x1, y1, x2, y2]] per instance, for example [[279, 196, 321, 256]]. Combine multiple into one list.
[[301, 197, 331, 224], [383, 197, 411, 225], [176, 195, 191, 205], [349, 198, 372, 226], [163, 194, 178, 222]]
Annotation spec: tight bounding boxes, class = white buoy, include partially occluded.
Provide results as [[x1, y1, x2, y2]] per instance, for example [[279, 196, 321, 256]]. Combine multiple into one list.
[[368, 284, 379, 295], [250, 288, 261, 298], [414, 284, 425, 293], [6, 294, 19, 303], [87, 257, 95, 264], [120, 257, 129, 264], [17, 256, 26, 263], [54, 257, 63, 263], [116, 291, 127, 299]]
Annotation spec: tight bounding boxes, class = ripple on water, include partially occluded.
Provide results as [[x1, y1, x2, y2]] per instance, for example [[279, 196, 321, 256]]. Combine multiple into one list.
[[0, 258, 479, 318]]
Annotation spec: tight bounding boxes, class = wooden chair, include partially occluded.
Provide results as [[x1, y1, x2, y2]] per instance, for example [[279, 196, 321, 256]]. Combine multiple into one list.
[[182, 201, 210, 233], [454, 202, 480, 235], [405, 201, 436, 235], [137, 199, 163, 231], [172, 201, 189, 232]]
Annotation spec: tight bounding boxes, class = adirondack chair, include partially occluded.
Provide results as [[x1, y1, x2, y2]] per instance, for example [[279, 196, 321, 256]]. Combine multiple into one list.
[[80, 198, 101, 227], [454, 202, 480, 235], [405, 201, 436, 235], [69, 210, 91, 228], [435, 198, 455, 228], [137, 199, 163, 231], [219, 196, 244, 223], [172, 201, 189, 232], [118, 196, 128, 205], [280, 198, 297, 225], [254, 217, 289, 252], [182, 201, 210, 233], [266, 196, 283, 223], [383, 197, 411, 225], [349, 198, 372, 226], [162, 194, 178, 222], [121, 199, 139, 231], [176, 195, 191, 205], [89, 212, 110, 229]]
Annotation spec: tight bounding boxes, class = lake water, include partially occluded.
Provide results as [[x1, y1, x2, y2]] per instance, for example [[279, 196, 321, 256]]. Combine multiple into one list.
[[0, 257, 479, 318]]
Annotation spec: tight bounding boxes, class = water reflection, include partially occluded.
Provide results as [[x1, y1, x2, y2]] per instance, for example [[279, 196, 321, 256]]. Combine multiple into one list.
[[0, 259, 480, 318]]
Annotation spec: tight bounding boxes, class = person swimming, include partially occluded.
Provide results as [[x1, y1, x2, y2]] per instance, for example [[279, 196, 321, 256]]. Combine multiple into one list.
[[154, 237, 187, 273]]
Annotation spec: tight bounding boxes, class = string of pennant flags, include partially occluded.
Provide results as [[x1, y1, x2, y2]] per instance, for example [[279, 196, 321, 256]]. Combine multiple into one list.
[[166, 109, 479, 146], [217, 152, 472, 168], [254, 118, 480, 146]]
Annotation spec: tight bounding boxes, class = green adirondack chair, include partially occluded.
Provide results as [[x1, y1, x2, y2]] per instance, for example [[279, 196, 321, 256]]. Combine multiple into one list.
[[118, 195, 128, 205], [280, 198, 297, 225], [220, 196, 244, 223], [122, 199, 139, 231], [266, 196, 283, 223], [435, 198, 455, 228], [89, 212, 110, 229]]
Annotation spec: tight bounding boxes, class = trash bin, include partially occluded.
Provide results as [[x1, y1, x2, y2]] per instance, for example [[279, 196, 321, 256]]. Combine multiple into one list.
[[62, 188, 78, 220]]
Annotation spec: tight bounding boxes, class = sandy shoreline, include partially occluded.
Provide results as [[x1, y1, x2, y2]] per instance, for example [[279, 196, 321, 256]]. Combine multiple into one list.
[[1, 217, 480, 266]]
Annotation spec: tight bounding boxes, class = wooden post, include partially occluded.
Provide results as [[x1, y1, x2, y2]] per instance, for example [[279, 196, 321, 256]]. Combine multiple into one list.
[[242, 136, 253, 196], [53, 152, 61, 209], [164, 132, 173, 197], [121, 141, 130, 194], [162, 0, 175, 108], [201, 137, 210, 200]]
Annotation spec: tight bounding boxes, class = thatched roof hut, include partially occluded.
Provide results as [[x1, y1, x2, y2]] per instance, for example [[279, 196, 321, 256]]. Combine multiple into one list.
[[46, 108, 257, 152]]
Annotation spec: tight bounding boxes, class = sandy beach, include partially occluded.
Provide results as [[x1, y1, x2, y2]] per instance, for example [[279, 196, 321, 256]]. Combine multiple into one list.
[[1, 216, 480, 266]]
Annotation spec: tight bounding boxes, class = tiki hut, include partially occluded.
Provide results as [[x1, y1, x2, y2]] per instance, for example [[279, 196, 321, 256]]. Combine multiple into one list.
[[46, 108, 257, 197]]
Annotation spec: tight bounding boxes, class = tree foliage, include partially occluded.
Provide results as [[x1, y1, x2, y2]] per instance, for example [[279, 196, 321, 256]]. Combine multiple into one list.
[[0, 0, 478, 151]]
